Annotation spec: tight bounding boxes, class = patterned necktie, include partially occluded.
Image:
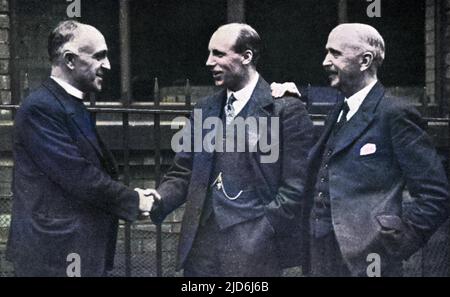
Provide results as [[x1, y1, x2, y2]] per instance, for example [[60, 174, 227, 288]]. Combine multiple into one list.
[[225, 94, 237, 125], [334, 101, 350, 133]]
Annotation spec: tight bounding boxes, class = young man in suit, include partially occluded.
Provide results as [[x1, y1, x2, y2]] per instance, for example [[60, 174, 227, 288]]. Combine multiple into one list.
[[149, 23, 314, 276], [6, 20, 154, 277], [300, 23, 449, 277]]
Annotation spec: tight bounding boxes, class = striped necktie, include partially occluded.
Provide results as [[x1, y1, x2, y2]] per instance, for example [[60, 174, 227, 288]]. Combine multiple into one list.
[[225, 94, 237, 125]]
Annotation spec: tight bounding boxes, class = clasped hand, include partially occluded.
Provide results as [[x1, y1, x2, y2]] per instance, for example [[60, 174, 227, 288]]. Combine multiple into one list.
[[134, 188, 161, 217]]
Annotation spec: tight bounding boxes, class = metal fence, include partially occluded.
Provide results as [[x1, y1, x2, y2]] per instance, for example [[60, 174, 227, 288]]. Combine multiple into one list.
[[0, 79, 449, 277], [0, 78, 193, 277]]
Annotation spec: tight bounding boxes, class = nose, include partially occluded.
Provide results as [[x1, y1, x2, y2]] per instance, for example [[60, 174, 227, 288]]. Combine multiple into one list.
[[323, 52, 332, 68], [206, 52, 215, 67], [102, 57, 111, 70]]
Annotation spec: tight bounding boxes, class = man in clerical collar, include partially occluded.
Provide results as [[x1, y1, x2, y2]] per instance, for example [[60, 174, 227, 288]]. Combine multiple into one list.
[[7, 20, 153, 277]]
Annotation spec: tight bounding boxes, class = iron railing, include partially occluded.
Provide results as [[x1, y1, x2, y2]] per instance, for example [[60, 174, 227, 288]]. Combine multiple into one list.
[[0, 78, 449, 277]]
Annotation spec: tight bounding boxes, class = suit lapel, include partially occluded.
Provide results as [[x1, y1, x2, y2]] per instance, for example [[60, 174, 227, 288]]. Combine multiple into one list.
[[43, 79, 104, 158], [309, 93, 344, 160], [331, 82, 385, 157], [245, 77, 274, 118], [195, 78, 274, 166], [233, 78, 274, 153], [193, 89, 226, 183], [69, 110, 104, 158], [203, 89, 226, 120]]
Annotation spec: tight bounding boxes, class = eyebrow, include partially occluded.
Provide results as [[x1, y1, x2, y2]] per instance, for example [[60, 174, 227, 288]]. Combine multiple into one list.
[[93, 50, 108, 58], [327, 47, 342, 55], [211, 49, 225, 56]]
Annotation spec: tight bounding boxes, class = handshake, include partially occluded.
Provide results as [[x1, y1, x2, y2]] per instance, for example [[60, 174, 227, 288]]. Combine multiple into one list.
[[134, 188, 161, 218]]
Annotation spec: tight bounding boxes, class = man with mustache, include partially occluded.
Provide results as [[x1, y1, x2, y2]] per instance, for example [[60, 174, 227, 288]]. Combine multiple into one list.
[[274, 23, 449, 276], [149, 23, 314, 276], [6, 20, 154, 277], [304, 23, 448, 276]]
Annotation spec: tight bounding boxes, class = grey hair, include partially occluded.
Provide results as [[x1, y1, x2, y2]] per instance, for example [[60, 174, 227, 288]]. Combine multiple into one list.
[[48, 20, 83, 64], [334, 23, 385, 70]]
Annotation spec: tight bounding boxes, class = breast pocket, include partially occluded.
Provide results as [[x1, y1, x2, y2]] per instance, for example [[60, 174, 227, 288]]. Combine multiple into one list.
[[358, 148, 391, 162], [354, 147, 394, 191]]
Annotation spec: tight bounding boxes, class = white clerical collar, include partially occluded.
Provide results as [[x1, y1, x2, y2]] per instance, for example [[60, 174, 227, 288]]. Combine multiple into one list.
[[226, 73, 260, 115], [340, 80, 378, 121], [50, 76, 85, 100]]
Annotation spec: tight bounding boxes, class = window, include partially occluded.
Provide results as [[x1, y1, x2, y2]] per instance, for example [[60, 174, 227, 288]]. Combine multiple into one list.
[[246, 0, 339, 85], [347, 0, 425, 87], [129, 0, 227, 101]]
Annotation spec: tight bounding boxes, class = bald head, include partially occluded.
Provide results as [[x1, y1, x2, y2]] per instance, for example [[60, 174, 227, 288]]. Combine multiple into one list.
[[323, 23, 384, 96], [329, 23, 385, 71], [206, 23, 261, 91], [213, 23, 261, 66], [48, 20, 106, 65], [48, 20, 110, 93]]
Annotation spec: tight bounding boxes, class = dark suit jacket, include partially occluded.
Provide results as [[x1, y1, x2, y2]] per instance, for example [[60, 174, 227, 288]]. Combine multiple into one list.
[[151, 77, 314, 270], [305, 82, 449, 276], [6, 79, 139, 277]]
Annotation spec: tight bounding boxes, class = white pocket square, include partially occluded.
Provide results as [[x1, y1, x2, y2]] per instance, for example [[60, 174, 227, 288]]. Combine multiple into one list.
[[360, 143, 377, 156]]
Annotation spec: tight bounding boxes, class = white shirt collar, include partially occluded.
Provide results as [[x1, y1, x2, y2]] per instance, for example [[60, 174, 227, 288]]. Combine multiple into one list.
[[50, 76, 85, 100], [226, 73, 260, 116], [339, 80, 378, 122]]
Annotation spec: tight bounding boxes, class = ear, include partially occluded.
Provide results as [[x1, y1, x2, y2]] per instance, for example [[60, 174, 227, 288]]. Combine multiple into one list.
[[360, 52, 374, 71], [63, 51, 77, 70], [241, 50, 254, 66]]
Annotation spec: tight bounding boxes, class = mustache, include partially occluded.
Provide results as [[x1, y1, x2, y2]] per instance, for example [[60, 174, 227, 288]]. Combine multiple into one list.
[[324, 68, 338, 75]]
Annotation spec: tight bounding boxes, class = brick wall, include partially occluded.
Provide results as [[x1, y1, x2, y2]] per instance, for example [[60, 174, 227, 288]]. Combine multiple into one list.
[[426, 0, 436, 105], [0, 0, 9, 106], [426, 0, 450, 116], [444, 0, 450, 114], [0, 1, 11, 276]]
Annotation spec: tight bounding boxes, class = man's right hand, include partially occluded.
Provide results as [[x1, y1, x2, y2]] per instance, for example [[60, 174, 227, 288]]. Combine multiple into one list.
[[134, 188, 161, 217], [270, 82, 301, 98]]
